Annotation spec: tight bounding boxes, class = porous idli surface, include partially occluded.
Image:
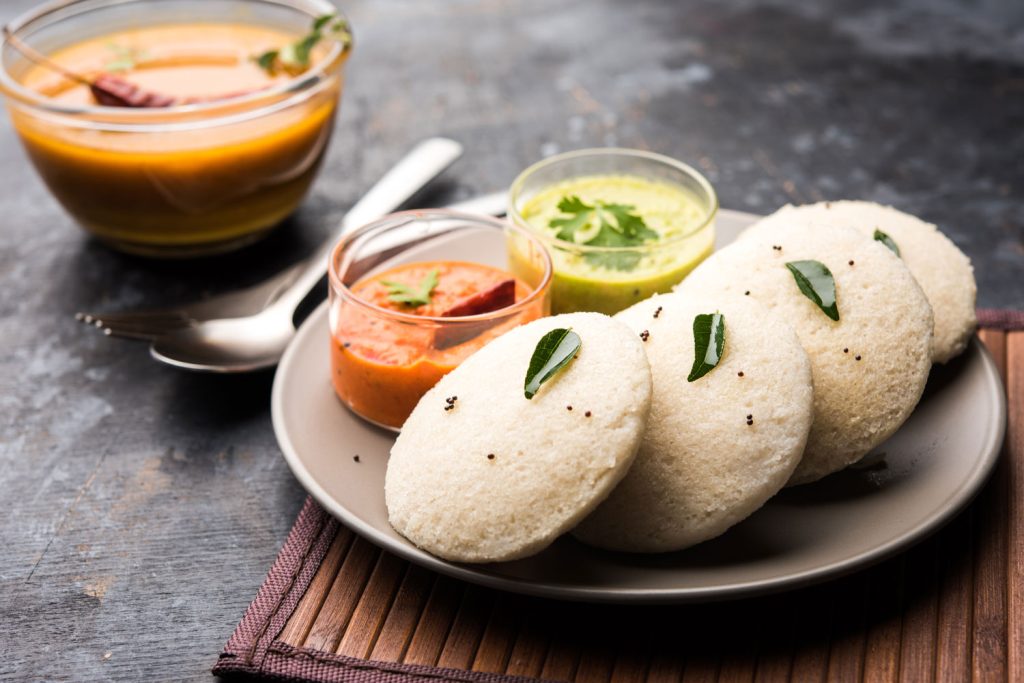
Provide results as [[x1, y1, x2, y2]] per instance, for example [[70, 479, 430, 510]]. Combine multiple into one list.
[[678, 223, 933, 485], [385, 312, 652, 563], [573, 293, 813, 553], [746, 201, 976, 364]]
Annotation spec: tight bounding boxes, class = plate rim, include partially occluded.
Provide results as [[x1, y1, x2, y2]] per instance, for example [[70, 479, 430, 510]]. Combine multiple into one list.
[[272, 209, 1007, 604]]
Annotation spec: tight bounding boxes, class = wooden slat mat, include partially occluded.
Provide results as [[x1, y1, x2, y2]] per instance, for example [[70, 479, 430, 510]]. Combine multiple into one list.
[[215, 328, 1022, 682]]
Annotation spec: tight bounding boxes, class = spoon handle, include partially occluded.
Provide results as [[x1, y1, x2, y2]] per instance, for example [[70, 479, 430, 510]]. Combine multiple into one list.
[[442, 191, 508, 217], [341, 137, 464, 232], [277, 138, 464, 310]]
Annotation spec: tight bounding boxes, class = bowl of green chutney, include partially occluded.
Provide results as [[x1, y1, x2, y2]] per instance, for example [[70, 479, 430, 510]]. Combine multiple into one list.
[[508, 148, 717, 314]]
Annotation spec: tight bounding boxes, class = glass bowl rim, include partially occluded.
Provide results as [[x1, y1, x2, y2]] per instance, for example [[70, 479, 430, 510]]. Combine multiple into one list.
[[329, 209, 554, 325], [507, 147, 719, 254], [0, 0, 351, 126]]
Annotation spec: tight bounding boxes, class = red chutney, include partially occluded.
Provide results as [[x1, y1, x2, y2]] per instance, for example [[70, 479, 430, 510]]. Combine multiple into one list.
[[330, 261, 545, 429]]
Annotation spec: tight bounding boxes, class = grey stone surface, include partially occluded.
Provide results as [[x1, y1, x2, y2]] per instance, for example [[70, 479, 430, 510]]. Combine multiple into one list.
[[0, 0, 1020, 680]]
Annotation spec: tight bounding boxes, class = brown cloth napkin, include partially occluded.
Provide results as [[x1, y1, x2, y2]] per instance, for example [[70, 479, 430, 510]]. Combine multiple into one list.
[[977, 307, 1024, 330], [214, 309, 1021, 683]]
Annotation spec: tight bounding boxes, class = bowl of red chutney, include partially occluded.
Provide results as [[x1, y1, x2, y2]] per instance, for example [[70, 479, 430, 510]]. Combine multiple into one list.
[[328, 210, 553, 431]]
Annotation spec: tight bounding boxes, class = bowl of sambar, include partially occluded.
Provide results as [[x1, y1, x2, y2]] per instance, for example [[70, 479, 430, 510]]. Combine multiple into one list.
[[0, 0, 352, 257]]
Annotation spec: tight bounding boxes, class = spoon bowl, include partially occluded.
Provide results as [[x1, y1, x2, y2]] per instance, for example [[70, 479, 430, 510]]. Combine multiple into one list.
[[150, 306, 297, 373]]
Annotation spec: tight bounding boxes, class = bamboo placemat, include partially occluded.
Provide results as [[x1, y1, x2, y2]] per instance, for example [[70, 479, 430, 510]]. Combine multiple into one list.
[[215, 321, 1022, 682]]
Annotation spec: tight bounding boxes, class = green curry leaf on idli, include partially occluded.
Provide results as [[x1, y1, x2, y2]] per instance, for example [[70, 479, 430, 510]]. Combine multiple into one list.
[[687, 312, 725, 382], [785, 260, 840, 321], [873, 229, 901, 257], [524, 328, 582, 399]]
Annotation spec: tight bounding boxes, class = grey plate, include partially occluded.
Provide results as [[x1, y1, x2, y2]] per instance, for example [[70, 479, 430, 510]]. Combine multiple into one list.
[[272, 209, 1006, 604]]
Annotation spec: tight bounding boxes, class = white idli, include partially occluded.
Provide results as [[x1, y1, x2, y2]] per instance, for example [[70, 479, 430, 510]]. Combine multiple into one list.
[[745, 201, 976, 364], [385, 312, 652, 563], [678, 223, 933, 485], [573, 292, 813, 552]]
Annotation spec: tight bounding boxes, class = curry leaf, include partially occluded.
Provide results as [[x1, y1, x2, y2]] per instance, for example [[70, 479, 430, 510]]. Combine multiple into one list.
[[524, 328, 582, 399], [687, 312, 726, 382], [786, 260, 840, 321], [873, 229, 901, 257]]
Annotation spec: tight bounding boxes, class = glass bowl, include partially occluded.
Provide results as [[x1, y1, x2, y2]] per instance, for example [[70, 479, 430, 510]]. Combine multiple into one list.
[[0, 0, 352, 257], [328, 210, 553, 431], [508, 148, 718, 314]]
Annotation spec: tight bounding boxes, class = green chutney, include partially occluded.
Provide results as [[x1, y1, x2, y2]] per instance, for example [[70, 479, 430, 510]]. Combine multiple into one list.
[[517, 174, 715, 314]]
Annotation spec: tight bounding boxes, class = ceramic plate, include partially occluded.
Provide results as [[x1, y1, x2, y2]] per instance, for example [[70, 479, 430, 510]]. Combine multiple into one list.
[[272, 209, 1006, 603]]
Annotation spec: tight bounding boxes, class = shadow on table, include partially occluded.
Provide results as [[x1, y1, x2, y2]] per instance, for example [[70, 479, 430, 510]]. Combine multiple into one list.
[[59, 210, 325, 319]]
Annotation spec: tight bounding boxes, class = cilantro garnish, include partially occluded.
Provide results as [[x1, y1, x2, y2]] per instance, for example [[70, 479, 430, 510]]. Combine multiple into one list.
[[381, 270, 439, 307], [253, 13, 352, 75], [104, 42, 148, 73], [548, 195, 659, 271]]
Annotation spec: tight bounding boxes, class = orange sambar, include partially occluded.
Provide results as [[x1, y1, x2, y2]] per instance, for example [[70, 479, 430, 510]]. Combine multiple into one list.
[[330, 261, 544, 429], [9, 24, 347, 256]]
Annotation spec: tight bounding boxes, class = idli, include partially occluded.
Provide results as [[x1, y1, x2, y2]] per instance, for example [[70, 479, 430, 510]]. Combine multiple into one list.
[[573, 292, 813, 553], [678, 223, 933, 485], [385, 312, 652, 563], [746, 201, 976, 364]]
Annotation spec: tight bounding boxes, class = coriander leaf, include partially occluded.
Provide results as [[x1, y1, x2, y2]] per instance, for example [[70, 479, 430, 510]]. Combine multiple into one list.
[[104, 58, 135, 73], [329, 17, 353, 44], [583, 219, 633, 247], [278, 42, 303, 69], [103, 43, 146, 73], [873, 229, 900, 257], [582, 221, 642, 270], [556, 195, 591, 214], [292, 33, 322, 65], [382, 269, 439, 307], [550, 211, 594, 243], [547, 196, 658, 272], [253, 12, 348, 75], [786, 260, 840, 321], [549, 196, 598, 242], [601, 203, 659, 242], [418, 269, 439, 300], [254, 50, 279, 72], [312, 14, 336, 31], [687, 312, 726, 382], [524, 328, 582, 399]]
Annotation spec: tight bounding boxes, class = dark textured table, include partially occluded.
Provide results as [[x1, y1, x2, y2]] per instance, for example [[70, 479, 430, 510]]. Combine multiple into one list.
[[2, 0, 1021, 680]]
